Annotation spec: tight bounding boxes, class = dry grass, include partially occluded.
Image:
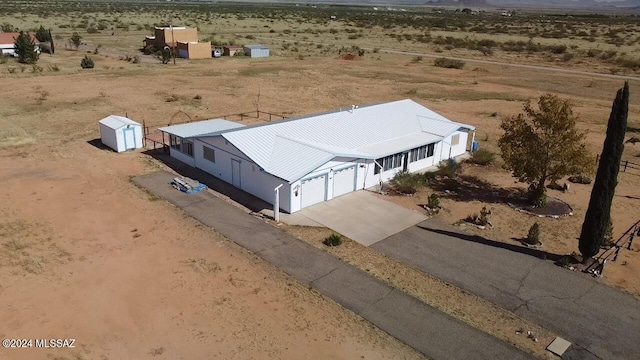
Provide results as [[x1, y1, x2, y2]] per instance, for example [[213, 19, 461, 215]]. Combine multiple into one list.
[[284, 225, 557, 359]]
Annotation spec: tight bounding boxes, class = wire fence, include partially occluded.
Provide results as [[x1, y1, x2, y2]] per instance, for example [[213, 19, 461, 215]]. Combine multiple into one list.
[[595, 154, 640, 174], [142, 110, 287, 150]]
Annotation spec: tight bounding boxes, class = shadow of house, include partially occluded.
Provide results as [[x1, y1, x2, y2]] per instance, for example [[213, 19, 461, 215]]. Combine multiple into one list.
[[143, 149, 273, 214], [417, 225, 562, 262]]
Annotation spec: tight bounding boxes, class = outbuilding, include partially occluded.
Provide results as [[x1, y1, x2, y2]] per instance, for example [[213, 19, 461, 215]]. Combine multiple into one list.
[[99, 115, 143, 152], [223, 45, 243, 56], [159, 99, 475, 214], [243, 45, 270, 58]]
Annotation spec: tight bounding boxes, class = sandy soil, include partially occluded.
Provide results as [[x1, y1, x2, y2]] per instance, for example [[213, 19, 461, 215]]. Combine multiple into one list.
[[0, 43, 638, 359]]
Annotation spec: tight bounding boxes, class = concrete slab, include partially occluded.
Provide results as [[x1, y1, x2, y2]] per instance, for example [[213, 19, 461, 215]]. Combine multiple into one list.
[[299, 190, 427, 246], [546, 337, 572, 356]]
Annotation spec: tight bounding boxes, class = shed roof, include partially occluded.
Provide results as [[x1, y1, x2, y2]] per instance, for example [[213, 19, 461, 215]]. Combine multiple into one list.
[[159, 119, 244, 138], [99, 115, 141, 129], [212, 99, 474, 183], [244, 45, 269, 49]]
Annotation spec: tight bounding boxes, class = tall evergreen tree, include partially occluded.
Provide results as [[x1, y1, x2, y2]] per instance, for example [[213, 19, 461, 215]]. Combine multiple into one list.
[[14, 31, 39, 64], [35, 25, 50, 42], [48, 29, 55, 55], [579, 82, 629, 261]]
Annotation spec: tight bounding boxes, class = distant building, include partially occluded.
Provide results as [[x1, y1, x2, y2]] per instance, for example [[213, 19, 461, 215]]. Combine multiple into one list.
[[243, 45, 270, 58], [144, 26, 198, 49], [176, 41, 211, 59], [223, 45, 243, 56], [0, 32, 39, 57]]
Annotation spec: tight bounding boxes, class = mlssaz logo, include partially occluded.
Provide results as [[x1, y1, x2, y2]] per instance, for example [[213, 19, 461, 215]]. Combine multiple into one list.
[[35, 339, 76, 348]]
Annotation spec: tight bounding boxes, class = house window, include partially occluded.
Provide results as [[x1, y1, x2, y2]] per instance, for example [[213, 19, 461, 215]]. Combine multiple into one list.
[[374, 158, 382, 175], [182, 140, 194, 157], [427, 143, 435, 157], [418, 145, 427, 160], [451, 134, 460, 146], [170, 135, 181, 150], [203, 146, 215, 163]]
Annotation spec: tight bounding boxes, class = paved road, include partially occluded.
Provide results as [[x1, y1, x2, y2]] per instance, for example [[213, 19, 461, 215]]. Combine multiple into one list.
[[253, 35, 640, 82], [133, 171, 533, 360], [373, 219, 640, 360]]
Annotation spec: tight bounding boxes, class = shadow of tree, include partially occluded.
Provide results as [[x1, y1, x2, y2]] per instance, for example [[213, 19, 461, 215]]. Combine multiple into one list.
[[429, 174, 529, 206]]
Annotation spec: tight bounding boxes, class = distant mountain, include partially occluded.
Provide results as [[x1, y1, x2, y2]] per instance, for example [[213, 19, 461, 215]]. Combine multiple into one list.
[[422, 0, 640, 9]]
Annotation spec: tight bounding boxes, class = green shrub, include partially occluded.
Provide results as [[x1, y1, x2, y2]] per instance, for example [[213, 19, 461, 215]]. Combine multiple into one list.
[[568, 174, 592, 184], [80, 55, 94, 69], [390, 171, 427, 194], [479, 206, 490, 226], [469, 148, 496, 166], [427, 193, 440, 212], [437, 159, 458, 178], [547, 182, 564, 191], [602, 220, 614, 248], [323, 233, 342, 247], [526, 223, 541, 245], [434, 57, 465, 69]]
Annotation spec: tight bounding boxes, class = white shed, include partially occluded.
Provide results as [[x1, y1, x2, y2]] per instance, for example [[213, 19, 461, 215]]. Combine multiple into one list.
[[243, 45, 270, 58], [98, 115, 143, 152]]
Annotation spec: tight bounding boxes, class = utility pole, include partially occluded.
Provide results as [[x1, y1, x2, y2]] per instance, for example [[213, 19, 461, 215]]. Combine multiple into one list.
[[170, 19, 176, 65]]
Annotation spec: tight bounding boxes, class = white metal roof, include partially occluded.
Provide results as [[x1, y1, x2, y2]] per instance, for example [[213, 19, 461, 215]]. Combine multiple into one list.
[[217, 99, 474, 183], [244, 45, 269, 49], [99, 115, 141, 130], [159, 119, 244, 138]]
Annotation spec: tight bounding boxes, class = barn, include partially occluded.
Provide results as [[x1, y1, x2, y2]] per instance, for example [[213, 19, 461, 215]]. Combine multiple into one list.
[[159, 99, 475, 213], [243, 45, 270, 58], [99, 115, 143, 152]]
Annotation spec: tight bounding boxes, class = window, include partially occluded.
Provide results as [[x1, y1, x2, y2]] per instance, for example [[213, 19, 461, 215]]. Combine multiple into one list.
[[203, 146, 215, 163], [427, 143, 435, 157], [170, 135, 181, 150], [182, 140, 194, 157], [374, 158, 382, 175], [451, 134, 460, 146], [418, 145, 427, 160]]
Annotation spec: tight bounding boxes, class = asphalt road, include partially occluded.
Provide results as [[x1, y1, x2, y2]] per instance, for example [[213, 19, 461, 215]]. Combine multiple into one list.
[[373, 219, 640, 360]]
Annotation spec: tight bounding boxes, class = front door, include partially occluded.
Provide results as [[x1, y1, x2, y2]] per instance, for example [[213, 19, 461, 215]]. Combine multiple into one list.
[[123, 128, 136, 150], [231, 159, 241, 188]]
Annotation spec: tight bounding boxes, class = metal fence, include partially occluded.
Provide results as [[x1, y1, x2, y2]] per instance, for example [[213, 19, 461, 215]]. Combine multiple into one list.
[[595, 154, 640, 174]]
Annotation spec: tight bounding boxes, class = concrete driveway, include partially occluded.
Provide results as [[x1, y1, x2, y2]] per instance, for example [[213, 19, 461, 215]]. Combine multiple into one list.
[[373, 219, 640, 360], [298, 190, 427, 246]]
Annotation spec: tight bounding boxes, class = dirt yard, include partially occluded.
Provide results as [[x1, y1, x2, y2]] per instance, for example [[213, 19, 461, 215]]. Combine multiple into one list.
[[0, 19, 639, 359]]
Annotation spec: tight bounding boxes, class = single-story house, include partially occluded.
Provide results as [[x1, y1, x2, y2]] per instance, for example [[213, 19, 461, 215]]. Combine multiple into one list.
[[243, 45, 269, 58], [99, 115, 143, 152], [176, 41, 211, 59], [222, 45, 243, 56], [0, 32, 40, 57], [159, 99, 475, 213]]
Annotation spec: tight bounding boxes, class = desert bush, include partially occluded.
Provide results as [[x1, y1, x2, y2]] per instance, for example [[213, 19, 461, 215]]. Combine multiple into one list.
[[411, 55, 423, 63], [568, 174, 592, 184], [233, 49, 245, 57], [132, 55, 140, 64], [390, 171, 427, 194], [323, 233, 342, 247], [427, 193, 440, 212], [526, 222, 541, 245], [469, 148, 496, 166], [547, 182, 564, 191], [86, 26, 98, 34], [80, 55, 94, 69], [434, 57, 465, 69], [437, 159, 458, 178]]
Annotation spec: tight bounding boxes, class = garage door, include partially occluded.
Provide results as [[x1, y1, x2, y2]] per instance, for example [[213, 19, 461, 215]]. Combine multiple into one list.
[[301, 174, 327, 208], [333, 166, 356, 198]]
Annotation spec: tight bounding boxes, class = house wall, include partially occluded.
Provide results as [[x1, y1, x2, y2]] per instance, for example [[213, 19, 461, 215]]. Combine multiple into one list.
[[194, 137, 292, 213], [187, 42, 211, 59], [223, 47, 242, 56], [158, 28, 198, 45], [169, 143, 195, 167]]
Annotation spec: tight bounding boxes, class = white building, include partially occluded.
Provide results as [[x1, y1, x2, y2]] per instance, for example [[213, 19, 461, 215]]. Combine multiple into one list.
[[99, 115, 143, 152], [160, 99, 475, 213], [243, 45, 269, 58], [0, 32, 40, 57]]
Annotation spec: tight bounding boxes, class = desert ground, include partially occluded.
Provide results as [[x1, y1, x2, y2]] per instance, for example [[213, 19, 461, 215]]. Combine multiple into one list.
[[1, 2, 640, 359]]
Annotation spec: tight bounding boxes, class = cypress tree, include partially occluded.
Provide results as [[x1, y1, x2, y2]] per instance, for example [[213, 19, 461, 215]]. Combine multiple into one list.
[[48, 29, 55, 55], [579, 82, 629, 261]]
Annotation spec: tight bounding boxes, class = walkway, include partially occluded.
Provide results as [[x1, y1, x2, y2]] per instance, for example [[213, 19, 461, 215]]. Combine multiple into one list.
[[299, 191, 427, 246], [133, 171, 533, 360], [373, 219, 640, 360]]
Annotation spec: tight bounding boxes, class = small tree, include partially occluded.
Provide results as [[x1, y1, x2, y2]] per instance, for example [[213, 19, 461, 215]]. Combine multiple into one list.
[[70, 32, 82, 50], [157, 47, 173, 64], [427, 193, 440, 212], [526, 223, 541, 245], [14, 31, 39, 64], [80, 55, 94, 69], [35, 25, 51, 42], [579, 83, 629, 262], [499, 94, 593, 207]]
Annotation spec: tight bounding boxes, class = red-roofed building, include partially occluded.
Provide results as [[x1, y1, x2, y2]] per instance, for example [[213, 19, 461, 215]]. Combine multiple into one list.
[[0, 32, 40, 57]]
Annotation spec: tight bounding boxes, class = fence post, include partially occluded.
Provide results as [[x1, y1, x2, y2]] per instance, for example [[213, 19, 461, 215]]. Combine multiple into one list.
[[624, 160, 628, 172], [269, 113, 272, 121]]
